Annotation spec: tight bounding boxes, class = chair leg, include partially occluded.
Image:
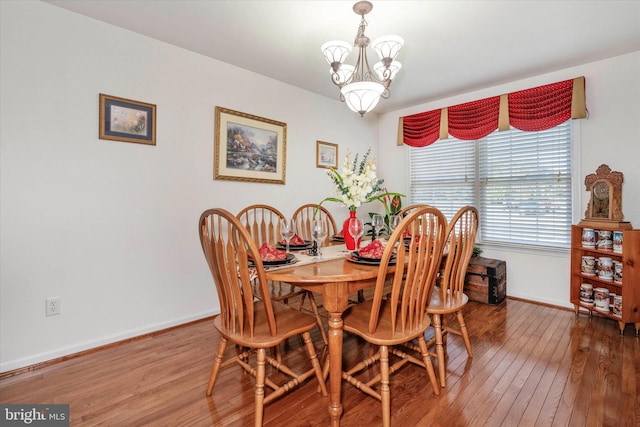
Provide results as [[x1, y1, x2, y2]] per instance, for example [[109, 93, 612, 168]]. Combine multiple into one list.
[[271, 345, 282, 364], [379, 345, 391, 427], [302, 331, 328, 396], [432, 313, 446, 388], [456, 310, 473, 357], [254, 348, 266, 427], [417, 337, 440, 396], [368, 344, 377, 358], [317, 354, 330, 394], [305, 292, 328, 346], [207, 338, 228, 395]]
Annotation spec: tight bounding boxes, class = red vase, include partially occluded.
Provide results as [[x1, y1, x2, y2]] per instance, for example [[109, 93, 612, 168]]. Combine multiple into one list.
[[343, 210, 361, 251]]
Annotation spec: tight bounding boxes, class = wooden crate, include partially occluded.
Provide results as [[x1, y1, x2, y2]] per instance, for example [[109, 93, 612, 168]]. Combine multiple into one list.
[[464, 256, 506, 305]]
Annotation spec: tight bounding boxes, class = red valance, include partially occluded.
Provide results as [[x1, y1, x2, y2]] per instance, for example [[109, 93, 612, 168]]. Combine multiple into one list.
[[401, 109, 441, 147], [448, 96, 500, 141], [399, 77, 586, 147], [508, 79, 573, 131]]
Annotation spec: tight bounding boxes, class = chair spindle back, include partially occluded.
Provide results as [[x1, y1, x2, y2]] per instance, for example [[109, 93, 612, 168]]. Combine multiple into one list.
[[441, 206, 479, 299], [292, 203, 337, 245], [368, 206, 447, 335], [199, 208, 277, 337], [237, 204, 285, 247]]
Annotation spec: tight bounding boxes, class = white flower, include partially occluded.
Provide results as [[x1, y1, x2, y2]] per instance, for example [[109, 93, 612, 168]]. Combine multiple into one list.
[[322, 148, 386, 211]]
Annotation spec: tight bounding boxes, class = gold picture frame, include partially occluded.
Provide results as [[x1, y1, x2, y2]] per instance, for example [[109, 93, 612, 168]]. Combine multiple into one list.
[[316, 140, 338, 169], [99, 94, 156, 145], [214, 107, 286, 184]]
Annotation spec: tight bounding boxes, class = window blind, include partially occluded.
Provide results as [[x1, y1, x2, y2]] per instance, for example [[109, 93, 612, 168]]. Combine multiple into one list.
[[409, 139, 476, 220], [479, 121, 572, 247], [409, 120, 572, 248]]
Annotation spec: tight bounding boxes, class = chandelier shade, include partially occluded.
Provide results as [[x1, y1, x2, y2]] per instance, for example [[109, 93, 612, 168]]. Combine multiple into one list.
[[341, 81, 385, 116], [321, 1, 403, 116], [372, 35, 404, 63], [321, 40, 352, 68], [374, 61, 402, 81], [330, 65, 355, 85]]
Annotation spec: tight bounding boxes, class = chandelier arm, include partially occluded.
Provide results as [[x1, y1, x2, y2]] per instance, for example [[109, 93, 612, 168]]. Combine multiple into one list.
[[378, 67, 392, 82], [361, 52, 380, 84], [331, 72, 342, 87]]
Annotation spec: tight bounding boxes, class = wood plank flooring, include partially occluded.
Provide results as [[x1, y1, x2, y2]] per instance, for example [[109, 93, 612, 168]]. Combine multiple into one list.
[[1, 298, 638, 426]]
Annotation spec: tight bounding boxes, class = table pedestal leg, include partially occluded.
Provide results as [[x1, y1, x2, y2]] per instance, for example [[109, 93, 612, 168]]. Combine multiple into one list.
[[327, 311, 343, 427], [323, 281, 349, 427]]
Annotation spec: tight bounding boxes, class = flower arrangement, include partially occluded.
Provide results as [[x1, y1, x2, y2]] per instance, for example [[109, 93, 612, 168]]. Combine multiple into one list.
[[316, 148, 403, 214]]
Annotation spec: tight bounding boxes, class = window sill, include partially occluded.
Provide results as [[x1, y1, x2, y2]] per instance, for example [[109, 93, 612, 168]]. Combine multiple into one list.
[[476, 241, 570, 257]]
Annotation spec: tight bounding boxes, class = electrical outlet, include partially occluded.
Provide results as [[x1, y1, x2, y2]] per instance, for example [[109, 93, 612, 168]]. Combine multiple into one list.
[[46, 297, 61, 316]]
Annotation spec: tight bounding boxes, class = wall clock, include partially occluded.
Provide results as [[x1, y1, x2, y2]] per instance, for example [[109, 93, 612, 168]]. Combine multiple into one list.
[[579, 164, 632, 229]]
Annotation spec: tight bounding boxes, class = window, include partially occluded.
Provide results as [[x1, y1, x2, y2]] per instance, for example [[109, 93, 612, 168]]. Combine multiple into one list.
[[409, 121, 572, 248]]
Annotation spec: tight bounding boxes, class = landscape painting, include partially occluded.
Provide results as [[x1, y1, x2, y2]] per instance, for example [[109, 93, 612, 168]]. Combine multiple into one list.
[[214, 107, 286, 184]]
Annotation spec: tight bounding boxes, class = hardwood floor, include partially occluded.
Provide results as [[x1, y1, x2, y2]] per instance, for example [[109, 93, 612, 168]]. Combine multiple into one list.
[[1, 298, 638, 426]]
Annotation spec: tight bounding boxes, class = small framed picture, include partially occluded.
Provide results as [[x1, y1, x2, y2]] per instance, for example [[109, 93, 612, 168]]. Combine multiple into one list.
[[316, 141, 338, 169], [99, 94, 156, 145], [215, 106, 287, 184]]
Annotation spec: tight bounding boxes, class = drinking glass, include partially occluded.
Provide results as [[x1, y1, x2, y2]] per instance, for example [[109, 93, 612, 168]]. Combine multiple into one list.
[[311, 219, 328, 258], [371, 214, 384, 240], [389, 214, 402, 234], [348, 216, 364, 250], [280, 218, 295, 253]]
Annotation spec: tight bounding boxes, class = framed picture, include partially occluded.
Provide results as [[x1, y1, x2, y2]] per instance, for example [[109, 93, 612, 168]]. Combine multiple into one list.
[[214, 106, 287, 184], [99, 94, 156, 145], [316, 140, 338, 169]]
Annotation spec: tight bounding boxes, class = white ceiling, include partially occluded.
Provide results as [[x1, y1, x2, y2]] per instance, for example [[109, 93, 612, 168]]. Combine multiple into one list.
[[46, 0, 640, 114]]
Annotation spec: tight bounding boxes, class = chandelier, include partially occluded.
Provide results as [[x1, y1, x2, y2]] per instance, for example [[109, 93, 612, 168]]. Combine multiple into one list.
[[321, 1, 403, 117]]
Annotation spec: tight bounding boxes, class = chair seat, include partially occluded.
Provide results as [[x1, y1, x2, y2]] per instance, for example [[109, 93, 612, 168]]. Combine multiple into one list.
[[344, 300, 431, 346], [427, 289, 468, 314], [214, 302, 318, 349]]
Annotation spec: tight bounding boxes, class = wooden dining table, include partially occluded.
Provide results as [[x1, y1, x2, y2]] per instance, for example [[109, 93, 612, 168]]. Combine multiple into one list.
[[265, 252, 388, 427]]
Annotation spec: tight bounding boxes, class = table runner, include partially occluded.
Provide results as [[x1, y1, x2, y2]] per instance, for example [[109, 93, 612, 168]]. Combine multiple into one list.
[[265, 243, 350, 271]]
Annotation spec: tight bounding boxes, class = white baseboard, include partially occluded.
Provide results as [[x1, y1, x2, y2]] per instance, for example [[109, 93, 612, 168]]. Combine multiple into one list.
[[0, 310, 217, 373], [506, 292, 573, 309]]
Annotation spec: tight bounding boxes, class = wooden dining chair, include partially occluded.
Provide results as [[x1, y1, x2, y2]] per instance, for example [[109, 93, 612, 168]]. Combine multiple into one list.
[[341, 206, 447, 426], [237, 204, 298, 301], [292, 203, 337, 246], [237, 204, 285, 247], [199, 208, 327, 426], [238, 204, 327, 346], [378, 203, 433, 304], [396, 203, 432, 218], [426, 205, 479, 387]]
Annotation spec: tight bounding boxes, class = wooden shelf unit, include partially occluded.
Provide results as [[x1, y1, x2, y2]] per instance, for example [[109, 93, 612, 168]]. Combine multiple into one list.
[[570, 225, 640, 334]]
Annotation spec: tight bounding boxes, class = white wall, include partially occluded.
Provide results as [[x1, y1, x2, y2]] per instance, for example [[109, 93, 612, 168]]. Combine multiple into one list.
[[3, 1, 638, 373], [378, 51, 640, 308], [0, 1, 377, 372]]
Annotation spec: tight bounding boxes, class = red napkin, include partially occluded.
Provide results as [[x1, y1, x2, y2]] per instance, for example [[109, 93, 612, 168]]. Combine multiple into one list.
[[258, 243, 287, 261], [280, 234, 305, 245], [358, 240, 385, 259]]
